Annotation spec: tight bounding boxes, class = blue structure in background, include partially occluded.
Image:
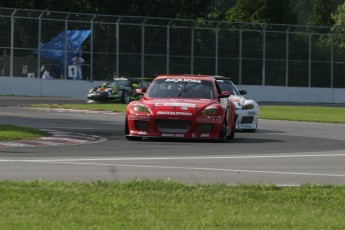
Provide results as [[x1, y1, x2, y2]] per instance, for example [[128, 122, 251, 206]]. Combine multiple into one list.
[[35, 30, 91, 62], [33, 30, 91, 79]]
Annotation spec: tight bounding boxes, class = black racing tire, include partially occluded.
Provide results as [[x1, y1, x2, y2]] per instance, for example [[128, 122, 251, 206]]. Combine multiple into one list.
[[125, 117, 130, 135], [125, 117, 142, 141], [122, 91, 130, 104], [218, 117, 227, 142], [228, 116, 236, 139], [246, 129, 256, 132], [126, 136, 142, 141]]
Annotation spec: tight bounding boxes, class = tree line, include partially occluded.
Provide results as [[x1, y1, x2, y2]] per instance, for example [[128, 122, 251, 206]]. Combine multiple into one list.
[[1, 0, 345, 29]]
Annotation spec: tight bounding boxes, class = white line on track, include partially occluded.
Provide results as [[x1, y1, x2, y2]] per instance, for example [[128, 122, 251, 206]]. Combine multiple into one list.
[[1, 152, 345, 178], [1, 152, 344, 162], [4, 160, 345, 178]]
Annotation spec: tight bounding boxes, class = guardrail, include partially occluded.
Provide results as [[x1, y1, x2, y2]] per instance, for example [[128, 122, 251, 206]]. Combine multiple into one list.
[[1, 77, 344, 103]]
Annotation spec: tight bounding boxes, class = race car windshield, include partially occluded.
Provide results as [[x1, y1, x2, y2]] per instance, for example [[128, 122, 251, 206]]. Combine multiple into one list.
[[147, 79, 214, 99], [217, 80, 240, 96], [106, 79, 131, 87]]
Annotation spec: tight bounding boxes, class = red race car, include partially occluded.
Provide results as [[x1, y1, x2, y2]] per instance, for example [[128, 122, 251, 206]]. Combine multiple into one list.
[[125, 74, 236, 141]]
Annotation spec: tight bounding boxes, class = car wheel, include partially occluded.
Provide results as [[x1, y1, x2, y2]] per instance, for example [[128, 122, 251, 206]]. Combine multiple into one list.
[[122, 91, 130, 104], [125, 117, 142, 141], [228, 116, 236, 139], [218, 118, 227, 142]]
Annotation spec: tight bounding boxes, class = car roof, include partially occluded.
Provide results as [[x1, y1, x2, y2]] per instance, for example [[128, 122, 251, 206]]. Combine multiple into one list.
[[112, 77, 148, 81], [113, 77, 130, 80], [212, 75, 231, 80], [155, 74, 215, 81]]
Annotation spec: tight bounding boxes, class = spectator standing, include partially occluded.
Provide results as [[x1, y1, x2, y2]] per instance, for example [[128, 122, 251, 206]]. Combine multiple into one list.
[[71, 53, 85, 80], [42, 67, 52, 79]]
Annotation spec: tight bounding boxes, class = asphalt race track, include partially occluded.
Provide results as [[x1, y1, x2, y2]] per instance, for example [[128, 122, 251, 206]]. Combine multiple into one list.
[[0, 96, 345, 185]]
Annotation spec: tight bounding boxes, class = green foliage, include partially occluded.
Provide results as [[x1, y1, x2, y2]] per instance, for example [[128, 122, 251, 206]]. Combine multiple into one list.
[[294, 0, 313, 25], [0, 0, 220, 20], [331, 3, 345, 51], [332, 2, 345, 33], [225, 0, 296, 24], [1, 0, 344, 25], [308, 0, 334, 26], [307, 0, 334, 27], [225, 0, 258, 22]]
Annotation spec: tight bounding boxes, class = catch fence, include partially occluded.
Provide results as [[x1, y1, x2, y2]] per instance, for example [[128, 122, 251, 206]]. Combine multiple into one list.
[[1, 7, 345, 88]]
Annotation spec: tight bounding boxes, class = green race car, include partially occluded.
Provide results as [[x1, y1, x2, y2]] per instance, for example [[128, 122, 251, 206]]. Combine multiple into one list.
[[87, 77, 151, 104]]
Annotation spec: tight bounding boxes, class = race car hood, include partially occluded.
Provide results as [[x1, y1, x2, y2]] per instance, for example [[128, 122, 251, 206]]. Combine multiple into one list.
[[229, 95, 245, 109], [97, 86, 119, 91], [90, 86, 121, 95], [142, 98, 216, 115]]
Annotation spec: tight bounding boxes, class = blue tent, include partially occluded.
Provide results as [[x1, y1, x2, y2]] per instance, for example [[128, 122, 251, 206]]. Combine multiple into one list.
[[34, 30, 91, 63]]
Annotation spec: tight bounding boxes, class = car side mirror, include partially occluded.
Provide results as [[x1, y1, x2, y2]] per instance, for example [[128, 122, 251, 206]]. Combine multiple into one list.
[[218, 91, 231, 98], [136, 88, 147, 95], [239, 90, 247, 95]]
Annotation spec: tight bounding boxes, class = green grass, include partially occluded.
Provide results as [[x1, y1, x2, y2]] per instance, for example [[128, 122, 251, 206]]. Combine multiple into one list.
[[1, 180, 345, 230], [260, 105, 345, 124], [30, 103, 128, 112], [30, 103, 345, 124], [0, 124, 50, 141]]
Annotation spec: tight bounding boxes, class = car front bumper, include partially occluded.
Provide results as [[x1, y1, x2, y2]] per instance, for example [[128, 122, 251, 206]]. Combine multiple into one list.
[[87, 93, 122, 102], [235, 109, 258, 130], [127, 113, 224, 140]]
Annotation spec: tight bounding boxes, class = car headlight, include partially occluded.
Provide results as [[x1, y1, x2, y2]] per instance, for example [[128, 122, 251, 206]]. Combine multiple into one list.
[[133, 105, 150, 113], [88, 88, 95, 93], [199, 107, 218, 116], [242, 104, 254, 110]]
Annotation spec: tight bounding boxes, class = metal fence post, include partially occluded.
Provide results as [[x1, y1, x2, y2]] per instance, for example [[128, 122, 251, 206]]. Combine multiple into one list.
[[285, 27, 290, 87], [90, 15, 96, 81], [63, 13, 70, 80], [331, 33, 334, 88], [239, 29, 242, 85], [215, 22, 220, 76], [37, 11, 43, 79], [262, 30, 266, 86], [141, 18, 147, 77], [10, 9, 17, 78], [308, 33, 312, 87], [116, 17, 121, 78], [191, 28, 194, 74], [37, 11, 44, 95], [166, 20, 172, 74]]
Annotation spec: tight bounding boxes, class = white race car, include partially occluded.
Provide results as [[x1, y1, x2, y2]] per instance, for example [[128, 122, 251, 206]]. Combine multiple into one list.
[[214, 76, 259, 131]]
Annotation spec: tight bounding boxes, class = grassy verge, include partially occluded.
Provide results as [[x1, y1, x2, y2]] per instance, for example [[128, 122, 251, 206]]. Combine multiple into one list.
[[0, 124, 50, 141], [30, 103, 345, 124], [1, 180, 345, 230], [260, 105, 345, 123], [30, 103, 127, 113]]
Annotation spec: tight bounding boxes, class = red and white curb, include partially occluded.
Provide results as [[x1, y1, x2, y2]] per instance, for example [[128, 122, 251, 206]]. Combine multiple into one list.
[[0, 129, 106, 148]]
